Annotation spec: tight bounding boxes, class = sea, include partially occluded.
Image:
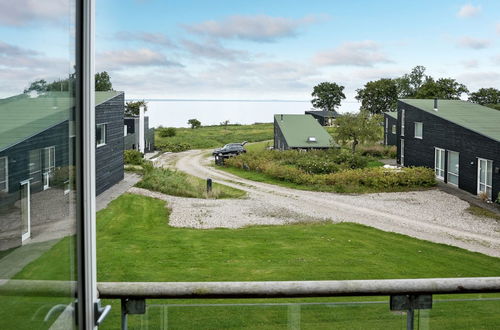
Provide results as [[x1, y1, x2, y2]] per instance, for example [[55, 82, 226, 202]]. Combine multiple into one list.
[[142, 100, 360, 128]]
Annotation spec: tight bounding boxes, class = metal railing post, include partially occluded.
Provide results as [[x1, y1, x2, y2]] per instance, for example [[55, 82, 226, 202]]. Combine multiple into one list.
[[121, 299, 128, 330]]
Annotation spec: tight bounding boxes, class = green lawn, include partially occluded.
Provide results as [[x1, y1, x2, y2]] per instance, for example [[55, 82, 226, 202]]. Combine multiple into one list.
[[156, 123, 273, 150], [9, 193, 500, 329]]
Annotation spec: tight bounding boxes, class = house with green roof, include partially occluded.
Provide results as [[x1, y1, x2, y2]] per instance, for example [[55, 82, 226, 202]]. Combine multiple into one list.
[[274, 114, 335, 150], [397, 98, 500, 201], [383, 111, 398, 146], [0, 91, 125, 248]]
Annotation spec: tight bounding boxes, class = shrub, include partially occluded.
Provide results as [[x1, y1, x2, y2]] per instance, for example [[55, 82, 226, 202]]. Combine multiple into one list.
[[51, 166, 76, 188], [124, 149, 144, 165], [358, 145, 397, 158], [157, 127, 176, 137], [496, 193, 500, 204], [156, 142, 191, 153]]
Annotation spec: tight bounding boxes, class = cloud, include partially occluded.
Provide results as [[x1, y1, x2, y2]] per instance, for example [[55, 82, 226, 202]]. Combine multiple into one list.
[[0, 0, 69, 26], [180, 39, 249, 61], [492, 54, 500, 65], [0, 41, 40, 56], [183, 14, 324, 42], [456, 71, 500, 90], [461, 59, 479, 68], [115, 31, 176, 48], [96, 48, 182, 70], [457, 4, 481, 18], [313, 41, 392, 67], [457, 36, 490, 49], [497, 23, 500, 35]]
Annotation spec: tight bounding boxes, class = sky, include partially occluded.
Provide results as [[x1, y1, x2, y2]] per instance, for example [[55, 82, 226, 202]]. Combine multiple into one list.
[[0, 0, 499, 106]]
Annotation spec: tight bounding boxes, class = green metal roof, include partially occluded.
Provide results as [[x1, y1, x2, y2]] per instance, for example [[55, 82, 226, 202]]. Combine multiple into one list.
[[274, 114, 335, 148], [384, 111, 398, 120], [0, 91, 122, 152], [400, 99, 500, 142]]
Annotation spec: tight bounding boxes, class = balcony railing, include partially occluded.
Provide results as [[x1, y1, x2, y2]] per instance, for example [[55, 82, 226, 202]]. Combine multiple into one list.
[[2, 277, 500, 329]]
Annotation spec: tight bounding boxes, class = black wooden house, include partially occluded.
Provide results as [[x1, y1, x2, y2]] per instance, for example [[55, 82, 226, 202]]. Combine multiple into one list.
[[397, 99, 500, 201], [304, 110, 339, 126], [0, 91, 124, 249], [383, 112, 398, 146]]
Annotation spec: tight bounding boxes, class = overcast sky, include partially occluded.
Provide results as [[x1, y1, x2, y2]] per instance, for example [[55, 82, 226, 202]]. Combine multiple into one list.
[[0, 0, 498, 101]]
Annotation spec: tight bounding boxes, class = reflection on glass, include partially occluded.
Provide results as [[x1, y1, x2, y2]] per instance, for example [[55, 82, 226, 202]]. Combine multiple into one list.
[[0, 0, 77, 328]]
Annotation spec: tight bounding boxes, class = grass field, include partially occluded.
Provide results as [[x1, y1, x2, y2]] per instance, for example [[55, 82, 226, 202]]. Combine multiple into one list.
[[135, 165, 246, 199], [9, 193, 500, 329], [156, 123, 273, 151]]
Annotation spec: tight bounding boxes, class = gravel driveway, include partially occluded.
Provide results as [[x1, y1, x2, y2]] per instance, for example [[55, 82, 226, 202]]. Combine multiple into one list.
[[143, 150, 500, 257]]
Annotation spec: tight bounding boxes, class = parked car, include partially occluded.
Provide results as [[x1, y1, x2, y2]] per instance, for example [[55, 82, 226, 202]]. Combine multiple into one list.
[[212, 141, 247, 156]]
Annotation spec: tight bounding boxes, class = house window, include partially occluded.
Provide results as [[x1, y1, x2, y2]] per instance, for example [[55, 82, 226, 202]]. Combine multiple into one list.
[[414, 122, 423, 139], [43, 146, 55, 190], [391, 125, 396, 134], [400, 139, 405, 166], [29, 149, 42, 187], [401, 109, 405, 136], [435, 148, 445, 180], [447, 151, 459, 186], [96, 123, 107, 147], [0, 156, 8, 192]]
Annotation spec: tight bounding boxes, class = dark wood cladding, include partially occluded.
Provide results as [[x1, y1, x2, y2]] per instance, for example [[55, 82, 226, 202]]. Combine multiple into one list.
[[274, 118, 289, 150], [384, 114, 397, 146], [95, 93, 124, 195], [397, 100, 500, 199]]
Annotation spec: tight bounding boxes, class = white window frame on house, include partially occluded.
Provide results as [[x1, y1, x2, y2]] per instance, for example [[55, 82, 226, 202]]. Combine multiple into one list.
[[400, 139, 405, 166], [401, 109, 405, 136], [434, 147, 445, 180], [96, 123, 107, 147], [0, 156, 8, 193], [477, 157, 493, 200], [447, 150, 459, 186], [414, 122, 423, 139], [43, 146, 56, 190], [391, 124, 396, 134]]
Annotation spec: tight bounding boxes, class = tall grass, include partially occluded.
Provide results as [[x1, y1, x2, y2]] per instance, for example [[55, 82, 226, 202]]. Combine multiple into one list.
[[136, 165, 246, 199]]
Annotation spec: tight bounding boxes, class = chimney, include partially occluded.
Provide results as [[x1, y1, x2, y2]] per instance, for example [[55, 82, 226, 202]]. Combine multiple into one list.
[[433, 98, 438, 111]]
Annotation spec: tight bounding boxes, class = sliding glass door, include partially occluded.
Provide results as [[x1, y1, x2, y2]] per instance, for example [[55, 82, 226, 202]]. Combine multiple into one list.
[[434, 148, 445, 180], [478, 158, 493, 199], [447, 151, 459, 186]]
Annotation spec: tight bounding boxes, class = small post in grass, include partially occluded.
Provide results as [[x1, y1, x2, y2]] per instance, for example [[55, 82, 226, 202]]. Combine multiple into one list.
[[207, 178, 212, 194]]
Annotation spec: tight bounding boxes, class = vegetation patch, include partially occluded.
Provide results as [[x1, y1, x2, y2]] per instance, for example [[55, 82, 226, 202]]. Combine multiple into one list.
[[136, 163, 246, 199], [224, 147, 434, 193], [155, 123, 273, 151], [467, 205, 500, 222]]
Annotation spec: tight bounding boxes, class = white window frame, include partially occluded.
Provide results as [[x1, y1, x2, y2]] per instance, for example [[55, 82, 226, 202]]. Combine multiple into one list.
[[435, 147, 445, 180], [400, 139, 405, 166], [96, 123, 107, 147], [0, 156, 8, 193], [447, 150, 459, 186], [414, 122, 423, 139], [391, 124, 396, 135], [401, 109, 405, 136], [477, 158, 493, 200], [43, 146, 55, 190]]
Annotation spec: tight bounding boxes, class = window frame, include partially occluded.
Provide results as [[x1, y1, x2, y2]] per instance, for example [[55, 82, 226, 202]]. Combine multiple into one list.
[[434, 147, 446, 180], [0, 156, 8, 193], [96, 123, 107, 147], [414, 122, 423, 139], [401, 109, 405, 136]]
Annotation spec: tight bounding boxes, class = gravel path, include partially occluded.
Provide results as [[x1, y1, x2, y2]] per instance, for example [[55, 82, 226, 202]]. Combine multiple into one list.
[[148, 150, 500, 257]]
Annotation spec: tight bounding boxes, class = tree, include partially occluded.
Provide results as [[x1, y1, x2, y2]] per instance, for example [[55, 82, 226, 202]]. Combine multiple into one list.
[[187, 118, 201, 129], [95, 71, 113, 91], [24, 79, 48, 93], [125, 100, 148, 117], [311, 82, 346, 111], [334, 112, 383, 153], [469, 88, 499, 105], [415, 77, 468, 99], [355, 78, 398, 114]]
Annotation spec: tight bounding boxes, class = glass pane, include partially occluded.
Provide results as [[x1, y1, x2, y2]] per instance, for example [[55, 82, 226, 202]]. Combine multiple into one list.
[[479, 160, 486, 183], [0, 1, 78, 328], [486, 160, 492, 186]]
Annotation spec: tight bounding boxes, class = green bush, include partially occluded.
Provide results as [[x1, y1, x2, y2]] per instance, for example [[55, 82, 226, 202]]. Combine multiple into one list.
[[51, 166, 76, 188], [157, 127, 176, 137], [358, 145, 397, 158], [124, 149, 144, 165], [156, 142, 191, 153], [225, 148, 436, 193]]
